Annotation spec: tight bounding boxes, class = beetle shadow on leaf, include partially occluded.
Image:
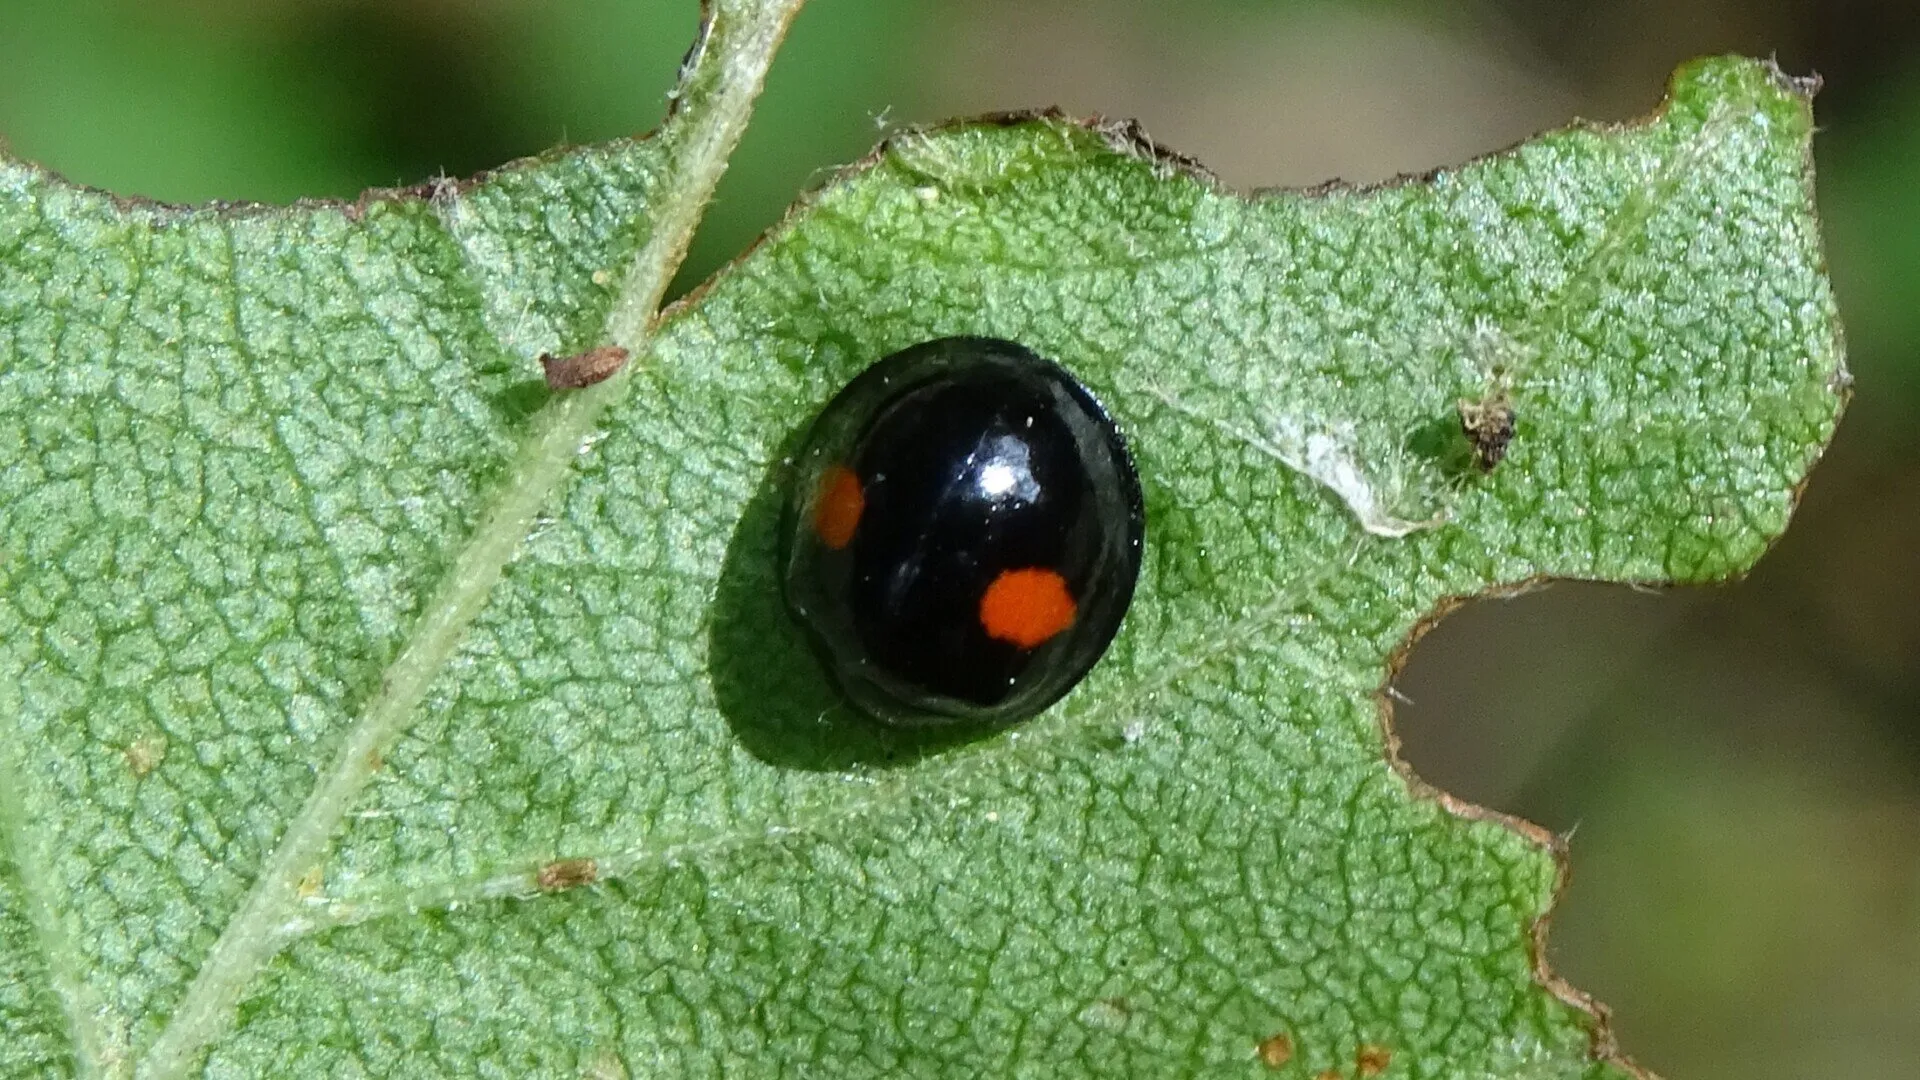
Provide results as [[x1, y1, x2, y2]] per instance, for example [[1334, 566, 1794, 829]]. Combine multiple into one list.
[[488, 377, 553, 427], [707, 448, 1000, 772]]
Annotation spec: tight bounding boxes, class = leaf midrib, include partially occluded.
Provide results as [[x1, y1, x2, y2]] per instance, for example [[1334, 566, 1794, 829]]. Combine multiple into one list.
[[125, 3, 809, 1077]]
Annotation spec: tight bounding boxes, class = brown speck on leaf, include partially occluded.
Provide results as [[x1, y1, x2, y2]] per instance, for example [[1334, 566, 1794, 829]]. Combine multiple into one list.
[[1315, 1069, 1342, 1080], [1257, 1033, 1293, 1068], [538, 857, 599, 892], [366, 749, 383, 771], [124, 735, 167, 777], [542, 345, 631, 390], [1356, 1044, 1392, 1077], [1459, 391, 1515, 472], [295, 866, 324, 900]]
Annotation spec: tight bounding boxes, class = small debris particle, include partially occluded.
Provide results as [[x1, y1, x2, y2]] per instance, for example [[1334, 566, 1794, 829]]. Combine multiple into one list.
[[1458, 392, 1515, 472], [537, 857, 600, 892], [295, 867, 324, 901], [1356, 1044, 1392, 1077], [542, 345, 631, 390], [591, 269, 612, 287], [1257, 1033, 1293, 1068], [124, 735, 167, 777]]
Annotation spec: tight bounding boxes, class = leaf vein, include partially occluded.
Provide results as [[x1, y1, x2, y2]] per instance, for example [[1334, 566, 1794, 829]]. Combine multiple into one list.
[[131, 4, 808, 1076], [0, 705, 122, 1078], [281, 540, 1368, 938]]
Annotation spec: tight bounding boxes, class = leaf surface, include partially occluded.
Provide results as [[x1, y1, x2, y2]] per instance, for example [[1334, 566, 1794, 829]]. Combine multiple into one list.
[[0, 52, 1843, 1079]]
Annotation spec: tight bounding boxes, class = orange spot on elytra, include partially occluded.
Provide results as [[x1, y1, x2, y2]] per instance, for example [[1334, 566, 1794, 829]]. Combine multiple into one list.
[[811, 465, 864, 550], [979, 567, 1076, 649]]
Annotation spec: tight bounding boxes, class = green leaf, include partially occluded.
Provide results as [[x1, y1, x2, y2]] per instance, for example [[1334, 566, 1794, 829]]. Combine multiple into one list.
[[0, 42, 1842, 1080]]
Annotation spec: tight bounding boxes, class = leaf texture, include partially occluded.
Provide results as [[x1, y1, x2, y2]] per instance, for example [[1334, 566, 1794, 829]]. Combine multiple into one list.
[[0, 54, 1843, 1079]]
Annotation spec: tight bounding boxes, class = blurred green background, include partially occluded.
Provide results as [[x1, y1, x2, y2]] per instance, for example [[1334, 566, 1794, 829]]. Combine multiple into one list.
[[2, 1, 1914, 1077]]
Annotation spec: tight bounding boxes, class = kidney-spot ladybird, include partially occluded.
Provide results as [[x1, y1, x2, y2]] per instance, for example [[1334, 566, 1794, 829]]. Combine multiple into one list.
[[782, 336, 1144, 726]]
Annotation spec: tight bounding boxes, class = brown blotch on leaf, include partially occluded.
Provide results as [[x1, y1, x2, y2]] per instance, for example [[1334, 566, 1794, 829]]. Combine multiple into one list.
[[542, 345, 631, 390], [537, 857, 600, 892], [124, 735, 167, 777], [1314, 1069, 1342, 1080], [1257, 1033, 1293, 1068], [1458, 391, 1515, 472], [1356, 1044, 1392, 1077], [365, 749, 383, 772]]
